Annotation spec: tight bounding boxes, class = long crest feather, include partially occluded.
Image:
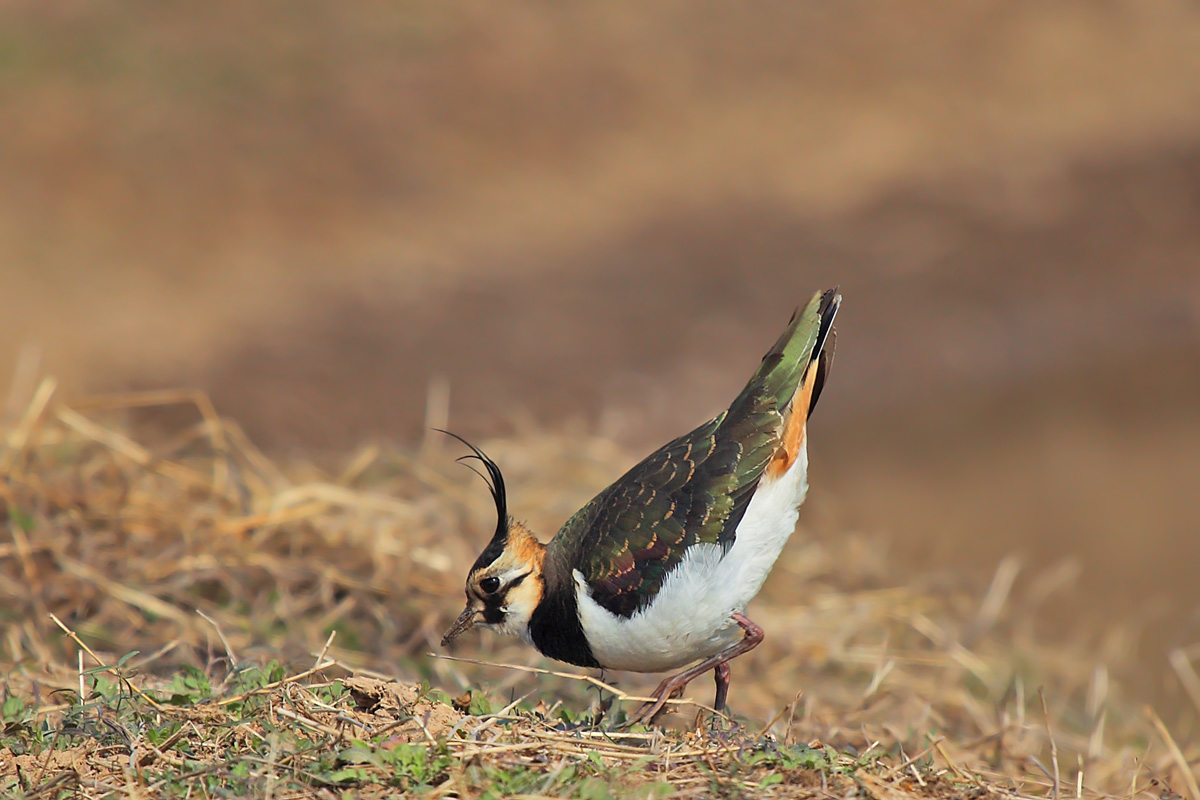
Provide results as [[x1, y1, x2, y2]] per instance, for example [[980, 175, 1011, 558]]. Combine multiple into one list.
[[436, 429, 511, 567]]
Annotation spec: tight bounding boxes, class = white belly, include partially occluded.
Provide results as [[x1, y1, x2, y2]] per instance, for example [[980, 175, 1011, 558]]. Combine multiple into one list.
[[576, 445, 809, 672]]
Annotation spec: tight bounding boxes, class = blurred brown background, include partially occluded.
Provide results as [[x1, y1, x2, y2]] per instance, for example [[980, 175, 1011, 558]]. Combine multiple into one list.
[[3, 1, 1199, 702]]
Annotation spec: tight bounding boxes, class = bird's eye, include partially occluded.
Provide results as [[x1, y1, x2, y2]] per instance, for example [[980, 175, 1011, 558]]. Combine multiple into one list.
[[479, 576, 501, 594]]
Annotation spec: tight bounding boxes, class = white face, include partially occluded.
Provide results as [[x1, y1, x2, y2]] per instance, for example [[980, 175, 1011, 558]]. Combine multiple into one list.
[[442, 526, 545, 646], [469, 560, 542, 641]]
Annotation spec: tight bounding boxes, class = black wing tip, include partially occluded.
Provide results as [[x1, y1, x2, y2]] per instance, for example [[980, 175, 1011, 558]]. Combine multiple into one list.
[[816, 285, 841, 320], [784, 287, 839, 336], [808, 287, 841, 417], [815, 287, 840, 353]]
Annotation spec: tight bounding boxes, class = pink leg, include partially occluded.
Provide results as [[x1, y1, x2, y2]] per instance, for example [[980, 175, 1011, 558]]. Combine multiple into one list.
[[625, 613, 764, 727]]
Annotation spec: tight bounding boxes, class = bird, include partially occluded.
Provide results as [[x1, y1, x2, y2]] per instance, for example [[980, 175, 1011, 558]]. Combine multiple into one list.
[[441, 288, 840, 725]]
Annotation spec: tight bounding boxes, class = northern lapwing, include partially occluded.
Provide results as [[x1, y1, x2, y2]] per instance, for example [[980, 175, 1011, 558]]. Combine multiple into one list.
[[442, 288, 840, 724]]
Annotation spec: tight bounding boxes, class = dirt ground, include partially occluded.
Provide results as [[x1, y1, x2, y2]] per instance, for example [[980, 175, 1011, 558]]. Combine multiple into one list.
[[3, 1, 1200, 705]]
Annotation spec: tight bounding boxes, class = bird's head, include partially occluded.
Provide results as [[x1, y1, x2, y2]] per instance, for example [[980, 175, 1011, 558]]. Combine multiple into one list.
[[440, 435, 545, 647]]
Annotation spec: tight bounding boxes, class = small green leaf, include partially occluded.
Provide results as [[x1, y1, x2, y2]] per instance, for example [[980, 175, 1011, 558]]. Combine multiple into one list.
[[144, 722, 182, 747], [168, 665, 212, 704], [338, 743, 379, 767], [2, 696, 26, 723], [577, 776, 613, 800], [781, 743, 828, 770], [326, 767, 369, 783], [9, 507, 34, 533], [468, 692, 493, 716]]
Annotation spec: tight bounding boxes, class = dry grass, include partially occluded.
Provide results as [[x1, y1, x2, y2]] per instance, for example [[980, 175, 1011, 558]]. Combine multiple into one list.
[[0, 381, 1195, 798]]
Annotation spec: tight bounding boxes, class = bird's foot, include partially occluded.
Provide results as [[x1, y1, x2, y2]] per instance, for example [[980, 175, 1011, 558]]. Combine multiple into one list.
[[622, 682, 686, 728], [695, 708, 740, 740]]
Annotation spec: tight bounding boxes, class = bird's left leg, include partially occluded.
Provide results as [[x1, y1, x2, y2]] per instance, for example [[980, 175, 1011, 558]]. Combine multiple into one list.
[[624, 612, 765, 726]]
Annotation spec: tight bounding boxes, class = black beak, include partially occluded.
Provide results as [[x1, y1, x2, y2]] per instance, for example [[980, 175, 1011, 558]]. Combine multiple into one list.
[[441, 606, 479, 646]]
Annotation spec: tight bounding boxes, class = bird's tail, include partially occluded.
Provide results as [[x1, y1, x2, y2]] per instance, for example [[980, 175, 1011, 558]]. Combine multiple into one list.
[[750, 288, 840, 413], [718, 288, 839, 487], [750, 288, 840, 478]]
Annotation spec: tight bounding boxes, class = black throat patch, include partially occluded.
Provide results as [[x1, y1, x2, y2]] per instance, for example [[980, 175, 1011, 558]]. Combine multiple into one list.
[[528, 580, 599, 669]]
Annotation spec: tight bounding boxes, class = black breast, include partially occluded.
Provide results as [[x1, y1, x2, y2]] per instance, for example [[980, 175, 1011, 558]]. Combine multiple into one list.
[[528, 576, 599, 669]]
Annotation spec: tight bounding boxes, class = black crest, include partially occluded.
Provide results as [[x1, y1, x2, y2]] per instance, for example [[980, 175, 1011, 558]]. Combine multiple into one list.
[[437, 430, 511, 570]]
